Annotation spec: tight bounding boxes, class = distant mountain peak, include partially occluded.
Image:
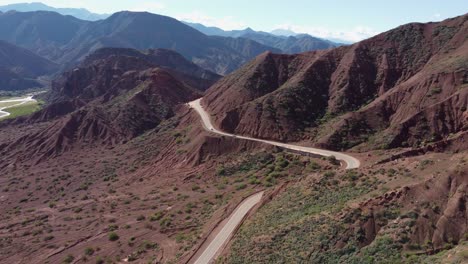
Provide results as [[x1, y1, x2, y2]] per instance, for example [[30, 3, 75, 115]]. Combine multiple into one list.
[[184, 22, 341, 54], [0, 2, 109, 21], [270, 28, 298, 36]]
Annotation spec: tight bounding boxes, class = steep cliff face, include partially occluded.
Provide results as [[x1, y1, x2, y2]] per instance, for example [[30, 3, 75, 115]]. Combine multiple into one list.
[[204, 15, 468, 150]]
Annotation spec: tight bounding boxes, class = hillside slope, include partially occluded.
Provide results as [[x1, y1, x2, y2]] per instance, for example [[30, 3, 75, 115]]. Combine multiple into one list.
[[0, 10, 88, 59], [0, 48, 214, 161], [0, 40, 58, 90], [0, 40, 58, 77], [204, 14, 468, 150]]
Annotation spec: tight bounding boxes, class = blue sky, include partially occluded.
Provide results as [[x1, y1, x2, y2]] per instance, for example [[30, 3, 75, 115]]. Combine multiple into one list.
[[1, 0, 467, 41]]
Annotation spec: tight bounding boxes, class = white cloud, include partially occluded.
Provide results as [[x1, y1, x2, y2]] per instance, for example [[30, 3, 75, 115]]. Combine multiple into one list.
[[129, 2, 166, 13], [433, 13, 441, 18], [273, 23, 381, 42], [174, 11, 247, 30]]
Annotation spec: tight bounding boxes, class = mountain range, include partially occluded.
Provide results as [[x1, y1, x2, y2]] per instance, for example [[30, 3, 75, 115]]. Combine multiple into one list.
[[0, 10, 285, 75], [0, 2, 109, 20], [0, 4, 466, 264], [0, 2, 347, 43], [0, 2, 344, 60], [186, 22, 342, 53]]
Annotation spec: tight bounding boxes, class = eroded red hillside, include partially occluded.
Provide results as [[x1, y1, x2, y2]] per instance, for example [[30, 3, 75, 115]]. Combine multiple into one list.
[[204, 15, 468, 150], [0, 48, 216, 163]]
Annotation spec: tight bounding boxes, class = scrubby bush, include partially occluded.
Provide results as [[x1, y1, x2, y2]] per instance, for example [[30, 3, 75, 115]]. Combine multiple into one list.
[[63, 254, 74, 263], [327, 156, 340, 166], [108, 232, 119, 241], [236, 183, 247, 190], [84, 247, 95, 256]]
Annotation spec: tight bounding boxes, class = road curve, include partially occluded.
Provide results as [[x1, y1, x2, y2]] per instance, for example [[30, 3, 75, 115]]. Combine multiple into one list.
[[188, 98, 360, 169], [0, 96, 36, 119], [193, 191, 264, 264]]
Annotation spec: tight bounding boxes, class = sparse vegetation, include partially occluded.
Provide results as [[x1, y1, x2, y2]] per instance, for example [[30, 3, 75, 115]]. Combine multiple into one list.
[[223, 156, 454, 263], [1, 12, 466, 263], [63, 254, 74, 264], [108, 232, 119, 241], [327, 155, 340, 166], [85, 247, 95, 256], [429, 86, 442, 96]]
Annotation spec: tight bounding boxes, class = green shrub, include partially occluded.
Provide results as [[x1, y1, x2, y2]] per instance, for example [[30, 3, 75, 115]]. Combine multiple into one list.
[[276, 158, 289, 169], [216, 166, 226, 176], [430, 87, 442, 95], [108, 224, 118, 231], [159, 217, 172, 227], [63, 254, 74, 263], [269, 172, 284, 179], [327, 156, 340, 166], [95, 256, 104, 264], [323, 171, 336, 178], [108, 232, 119, 241], [84, 247, 95, 256], [236, 183, 247, 190], [150, 211, 164, 221], [308, 161, 321, 171], [43, 235, 54, 241]]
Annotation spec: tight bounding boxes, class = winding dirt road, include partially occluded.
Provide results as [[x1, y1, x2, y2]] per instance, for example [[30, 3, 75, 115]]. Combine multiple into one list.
[[0, 96, 36, 119], [187, 98, 361, 264], [192, 192, 264, 264], [188, 98, 360, 169]]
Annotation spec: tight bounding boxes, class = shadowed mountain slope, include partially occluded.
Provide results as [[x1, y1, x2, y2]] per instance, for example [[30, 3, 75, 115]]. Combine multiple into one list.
[[0, 40, 58, 90], [0, 11, 279, 75]]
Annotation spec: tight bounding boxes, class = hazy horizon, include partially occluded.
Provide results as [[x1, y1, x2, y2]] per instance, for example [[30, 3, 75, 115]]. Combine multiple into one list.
[[0, 0, 466, 42]]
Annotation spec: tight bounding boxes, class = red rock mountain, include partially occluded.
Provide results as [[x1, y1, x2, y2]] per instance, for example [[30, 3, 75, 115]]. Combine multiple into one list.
[[204, 14, 468, 150], [48, 48, 220, 103], [0, 48, 215, 162]]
